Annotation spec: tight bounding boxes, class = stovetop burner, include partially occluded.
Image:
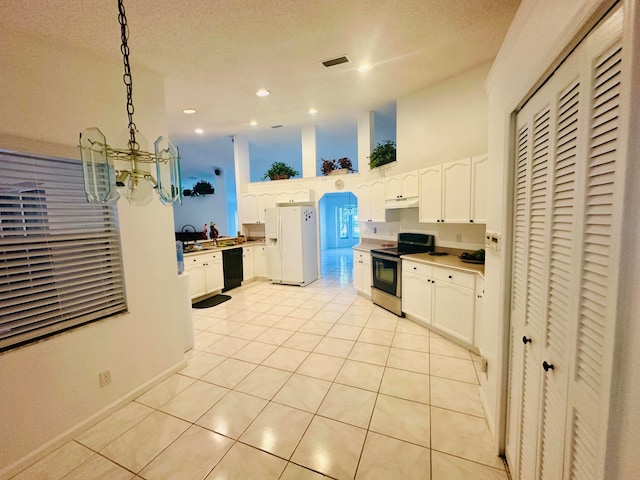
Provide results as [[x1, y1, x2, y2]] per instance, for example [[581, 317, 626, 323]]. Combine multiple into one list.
[[370, 233, 435, 258]]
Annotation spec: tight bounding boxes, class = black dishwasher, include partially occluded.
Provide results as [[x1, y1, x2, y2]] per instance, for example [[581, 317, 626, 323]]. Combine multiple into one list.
[[222, 247, 243, 292]]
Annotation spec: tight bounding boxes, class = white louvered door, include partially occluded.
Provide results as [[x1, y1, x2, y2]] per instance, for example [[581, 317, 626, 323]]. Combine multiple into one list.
[[505, 7, 624, 480]]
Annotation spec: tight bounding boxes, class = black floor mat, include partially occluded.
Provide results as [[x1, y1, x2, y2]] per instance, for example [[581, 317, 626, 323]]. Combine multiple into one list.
[[192, 294, 231, 309]]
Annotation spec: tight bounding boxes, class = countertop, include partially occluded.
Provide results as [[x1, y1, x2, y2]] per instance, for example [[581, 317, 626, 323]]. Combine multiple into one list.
[[401, 252, 485, 276], [352, 239, 397, 252], [184, 239, 265, 256]]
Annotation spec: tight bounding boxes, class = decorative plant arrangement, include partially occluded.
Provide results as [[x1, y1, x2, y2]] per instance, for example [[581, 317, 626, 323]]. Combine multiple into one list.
[[261, 162, 300, 180], [183, 180, 214, 197], [321, 157, 354, 175], [368, 140, 396, 169]]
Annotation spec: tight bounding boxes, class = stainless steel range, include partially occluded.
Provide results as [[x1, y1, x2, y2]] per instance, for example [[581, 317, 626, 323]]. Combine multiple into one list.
[[370, 233, 435, 316]]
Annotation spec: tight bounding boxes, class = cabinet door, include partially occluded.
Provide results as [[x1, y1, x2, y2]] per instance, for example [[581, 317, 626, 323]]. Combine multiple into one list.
[[255, 246, 267, 277], [356, 183, 372, 221], [401, 171, 419, 198], [433, 281, 474, 344], [442, 159, 471, 223], [275, 191, 290, 204], [257, 193, 275, 223], [369, 180, 385, 222], [241, 194, 259, 224], [291, 189, 311, 203], [185, 257, 206, 299], [402, 270, 432, 323], [205, 253, 224, 293], [418, 165, 442, 223], [471, 154, 488, 223], [361, 256, 371, 297], [243, 246, 255, 280], [384, 176, 403, 201], [353, 255, 363, 292]]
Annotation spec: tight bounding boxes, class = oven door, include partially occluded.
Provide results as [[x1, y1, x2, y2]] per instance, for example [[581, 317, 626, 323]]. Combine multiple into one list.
[[371, 253, 401, 297]]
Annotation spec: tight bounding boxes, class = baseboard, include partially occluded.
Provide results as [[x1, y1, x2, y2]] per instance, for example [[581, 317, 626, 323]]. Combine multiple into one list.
[[479, 385, 495, 437], [0, 359, 186, 480]]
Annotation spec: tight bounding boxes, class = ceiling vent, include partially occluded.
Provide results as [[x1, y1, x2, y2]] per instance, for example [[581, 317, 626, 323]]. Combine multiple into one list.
[[271, 125, 283, 129], [322, 55, 350, 68]]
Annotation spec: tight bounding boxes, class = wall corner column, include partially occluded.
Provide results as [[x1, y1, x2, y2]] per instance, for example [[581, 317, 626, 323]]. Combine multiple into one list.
[[358, 111, 375, 170], [301, 125, 317, 178]]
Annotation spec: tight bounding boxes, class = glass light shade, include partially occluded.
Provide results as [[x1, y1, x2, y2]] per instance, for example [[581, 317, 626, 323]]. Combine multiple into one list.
[[79, 127, 119, 203], [154, 136, 182, 205]]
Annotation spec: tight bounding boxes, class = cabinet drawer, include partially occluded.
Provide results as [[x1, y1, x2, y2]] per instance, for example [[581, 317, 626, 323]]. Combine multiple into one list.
[[403, 261, 432, 278], [186, 256, 203, 266], [354, 250, 369, 261], [432, 267, 475, 289]]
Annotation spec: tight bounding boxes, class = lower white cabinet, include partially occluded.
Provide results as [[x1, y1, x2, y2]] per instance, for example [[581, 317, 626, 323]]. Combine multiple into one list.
[[184, 252, 224, 300], [353, 249, 371, 297], [242, 246, 255, 281], [432, 274, 475, 344], [402, 262, 433, 324], [255, 245, 267, 277]]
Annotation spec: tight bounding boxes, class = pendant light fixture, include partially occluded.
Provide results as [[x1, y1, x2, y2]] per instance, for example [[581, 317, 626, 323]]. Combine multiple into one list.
[[79, 0, 181, 206]]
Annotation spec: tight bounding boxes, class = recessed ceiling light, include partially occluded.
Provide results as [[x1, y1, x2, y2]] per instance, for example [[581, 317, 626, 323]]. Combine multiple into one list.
[[182, 108, 197, 114], [256, 89, 270, 97], [194, 128, 204, 135], [250, 120, 258, 126], [308, 108, 318, 115], [358, 64, 373, 72]]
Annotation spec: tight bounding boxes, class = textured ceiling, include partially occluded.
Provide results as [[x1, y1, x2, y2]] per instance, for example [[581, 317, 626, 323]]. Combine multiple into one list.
[[1, 0, 520, 138]]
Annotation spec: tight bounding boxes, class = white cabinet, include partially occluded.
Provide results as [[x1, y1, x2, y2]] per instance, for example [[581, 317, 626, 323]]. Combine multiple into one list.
[[356, 181, 385, 222], [432, 268, 476, 344], [353, 249, 371, 297], [402, 261, 433, 324], [255, 245, 267, 277], [384, 171, 419, 207], [418, 165, 442, 223], [275, 189, 313, 204], [470, 154, 488, 223], [242, 246, 255, 281], [242, 193, 275, 223], [442, 158, 472, 223], [184, 252, 224, 300]]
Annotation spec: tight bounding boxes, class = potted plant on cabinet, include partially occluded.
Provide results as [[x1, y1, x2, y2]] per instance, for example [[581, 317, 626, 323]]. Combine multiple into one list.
[[261, 161, 300, 180], [368, 140, 396, 169], [184, 180, 214, 197], [321, 157, 354, 175]]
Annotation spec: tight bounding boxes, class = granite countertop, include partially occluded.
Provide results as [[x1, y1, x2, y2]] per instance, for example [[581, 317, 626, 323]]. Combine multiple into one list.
[[401, 252, 485, 276], [184, 238, 265, 256]]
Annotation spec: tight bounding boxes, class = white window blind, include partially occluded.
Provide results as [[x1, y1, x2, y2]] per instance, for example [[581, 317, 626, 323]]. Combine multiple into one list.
[[0, 150, 127, 352]]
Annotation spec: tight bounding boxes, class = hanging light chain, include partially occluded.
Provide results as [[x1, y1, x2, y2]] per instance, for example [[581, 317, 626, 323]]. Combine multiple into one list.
[[118, 0, 138, 152]]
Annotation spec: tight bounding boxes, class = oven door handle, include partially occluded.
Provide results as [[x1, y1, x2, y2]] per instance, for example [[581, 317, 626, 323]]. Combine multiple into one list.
[[371, 253, 401, 263]]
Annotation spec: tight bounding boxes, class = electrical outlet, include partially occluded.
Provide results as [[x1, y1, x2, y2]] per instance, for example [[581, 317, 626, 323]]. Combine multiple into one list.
[[456, 233, 462, 243], [99, 369, 111, 387]]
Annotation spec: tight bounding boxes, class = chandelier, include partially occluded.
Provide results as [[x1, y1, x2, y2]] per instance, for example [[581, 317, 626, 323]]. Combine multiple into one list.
[[79, 0, 181, 206]]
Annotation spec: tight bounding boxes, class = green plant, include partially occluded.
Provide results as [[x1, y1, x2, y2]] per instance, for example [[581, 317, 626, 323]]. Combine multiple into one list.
[[261, 162, 300, 180], [190, 180, 214, 196], [368, 140, 396, 169]]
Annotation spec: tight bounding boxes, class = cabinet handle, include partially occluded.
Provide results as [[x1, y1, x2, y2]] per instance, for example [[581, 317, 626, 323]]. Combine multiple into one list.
[[436, 219, 440, 223], [542, 361, 554, 372], [470, 219, 474, 223], [522, 336, 532, 344], [427, 279, 431, 283], [413, 267, 417, 270], [448, 275, 452, 279]]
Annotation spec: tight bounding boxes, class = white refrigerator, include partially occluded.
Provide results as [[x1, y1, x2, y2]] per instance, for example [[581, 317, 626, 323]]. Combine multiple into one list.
[[265, 206, 318, 286]]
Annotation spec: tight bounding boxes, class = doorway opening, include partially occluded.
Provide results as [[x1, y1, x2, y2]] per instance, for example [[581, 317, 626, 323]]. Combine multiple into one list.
[[318, 192, 359, 279]]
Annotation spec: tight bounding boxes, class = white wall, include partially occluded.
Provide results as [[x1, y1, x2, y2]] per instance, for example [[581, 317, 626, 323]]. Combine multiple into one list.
[[0, 30, 185, 476]]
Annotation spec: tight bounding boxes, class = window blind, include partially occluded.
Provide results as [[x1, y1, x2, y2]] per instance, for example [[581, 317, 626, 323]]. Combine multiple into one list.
[[0, 150, 127, 352]]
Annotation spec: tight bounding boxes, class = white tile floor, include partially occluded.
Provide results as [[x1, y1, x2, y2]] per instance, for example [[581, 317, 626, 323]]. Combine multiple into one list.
[[11, 248, 509, 480]]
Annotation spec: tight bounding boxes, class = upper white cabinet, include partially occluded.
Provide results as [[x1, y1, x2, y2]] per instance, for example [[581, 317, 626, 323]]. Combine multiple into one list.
[[357, 180, 385, 222], [275, 189, 313, 204], [241, 193, 275, 224], [418, 165, 442, 223], [418, 155, 488, 224], [384, 171, 419, 208]]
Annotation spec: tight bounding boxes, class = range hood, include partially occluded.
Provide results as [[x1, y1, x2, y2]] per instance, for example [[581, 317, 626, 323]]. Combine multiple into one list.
[[384, 198, 419, 209]]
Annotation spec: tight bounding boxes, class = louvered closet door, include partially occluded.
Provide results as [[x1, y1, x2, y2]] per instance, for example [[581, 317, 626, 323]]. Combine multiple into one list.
[[505, 7, 624, 480]]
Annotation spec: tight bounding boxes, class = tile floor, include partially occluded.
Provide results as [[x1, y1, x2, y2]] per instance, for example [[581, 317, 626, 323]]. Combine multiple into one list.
[[11, 248, 509, 480]]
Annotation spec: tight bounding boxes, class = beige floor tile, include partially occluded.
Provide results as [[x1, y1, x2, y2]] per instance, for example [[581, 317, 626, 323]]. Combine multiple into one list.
[[431, 450, 508, 480], [317, 383, 377, 428], [267, 304, 297, 317], [345, 305, 375, 318], [276, 317, 309, 331], [369, 394, 430, 447], [234, 365, 292, 399], [320, 302, 350, 313], [292, 416, 367, 480], [357, 327, 394, 346], [12, 441, 94, 480], [196, 390, 267, 439], [311, 309, 343, 323], [431, 406, 504, 469], [364, 314, 398, 332], [299, 319, 334, 335], [240, 403, 313, 459], [286, 307, 319, 320], [205, 442, 287, 480], [313, 337, 355, 358], [207, 320, 244, 335], [224, 310, 261, 323], [336, 313, 369, 327], [228, 323, 268, 340], [76, 402, 154, 451], [430, 336, 473, 359], [63, 453, 134, 480], [231, 341, 277, 363], [335, 359, 384, 392], [431, 376, 484, 417], [140, 425, 233, 480], [253, 326, 293, 345], [179, 351, 226, 378], [355, 431, 430, 480], [272, 373, 332, 412], [296, 353, 345, 381], [395, 318, 430, 336], [136, 374, 195, 409], [159, 381, 229, 423], [100, 412, 190, 473], [283, 332, 324, 351], [279, 297, 306, 307], [430, 354, 479, 384], [386, 348, 430, 374], [201, 358, 257, 388], [203, 337, 249, 357], [244, 302, 275, 313], [262, 346, 309, 371], [347, 342, 390, 366], [391, 332, 430, 353], [379, 367, 430, 404], [279, 462, 329, 479], [327, 323, 363, 340], [193, 331, 225, 350]]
